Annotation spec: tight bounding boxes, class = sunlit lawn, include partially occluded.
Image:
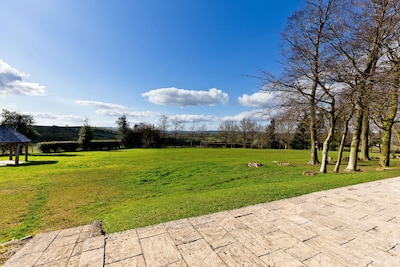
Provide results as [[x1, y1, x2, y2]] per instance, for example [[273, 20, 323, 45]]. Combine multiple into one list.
[[1, 148, 399, 243]]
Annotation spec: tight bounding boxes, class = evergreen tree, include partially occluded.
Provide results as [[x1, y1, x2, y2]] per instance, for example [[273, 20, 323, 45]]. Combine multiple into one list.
[[78, 118, 93, 150], [290, 118, 310, 150], [264, 118, 279, 149], [116, 115, 132, 147]]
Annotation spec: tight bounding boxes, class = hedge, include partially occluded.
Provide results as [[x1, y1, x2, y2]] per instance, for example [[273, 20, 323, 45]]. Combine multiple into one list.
[[37, 140, 120, 153], [37, 141, 79, 153]]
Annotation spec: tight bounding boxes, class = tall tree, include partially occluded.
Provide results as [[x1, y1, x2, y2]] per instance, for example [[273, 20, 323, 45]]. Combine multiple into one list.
[[116, 115, 132, 148], [218, 121, 232, 148], [197, 124, 208, 147], [275, 110, 298, 149], [264, 118, 279, 149], [239, 118, 254, 148], [78, 118, 93, 151], [290, 115, 311, 150], [157, 115, 170, 147], [1, 109, 39, 140], [377, 2, 400, 167], [263, 0, 339, 165], [328, 0, 399, 171], [372, 42, 400, 167], [171, 117, 184, 148]]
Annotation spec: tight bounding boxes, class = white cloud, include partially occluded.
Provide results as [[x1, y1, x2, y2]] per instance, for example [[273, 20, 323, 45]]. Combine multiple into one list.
[[0, 59, 46, 96], [75, 100, 126, 111], [142, 87, 229, 107], [238, 91, 275, 108], [223, 109, 273, 122], [170, 114, 218, 123], [30, 112, 84, 125], [75, 100, 160, 117]]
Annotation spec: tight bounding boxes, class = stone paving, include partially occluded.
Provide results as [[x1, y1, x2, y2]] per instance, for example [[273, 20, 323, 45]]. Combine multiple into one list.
[[4, 177, 400, 267]]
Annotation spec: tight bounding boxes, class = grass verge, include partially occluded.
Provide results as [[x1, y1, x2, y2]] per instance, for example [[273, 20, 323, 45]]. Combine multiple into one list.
[[1, 148, 399, 243]]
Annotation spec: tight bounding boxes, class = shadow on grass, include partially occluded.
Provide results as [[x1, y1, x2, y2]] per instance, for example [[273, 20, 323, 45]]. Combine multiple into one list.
[[7, 161, 59, 167], [31, 153, 80, 157]]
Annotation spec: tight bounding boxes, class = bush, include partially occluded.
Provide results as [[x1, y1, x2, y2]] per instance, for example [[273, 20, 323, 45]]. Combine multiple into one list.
[[37, 141, 79, 153]]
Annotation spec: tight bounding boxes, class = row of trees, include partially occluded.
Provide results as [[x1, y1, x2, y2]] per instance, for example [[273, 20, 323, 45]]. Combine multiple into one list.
[[261, 0, 400, 172], [0, 109, 310, 151], [115, 113, 328, 149]]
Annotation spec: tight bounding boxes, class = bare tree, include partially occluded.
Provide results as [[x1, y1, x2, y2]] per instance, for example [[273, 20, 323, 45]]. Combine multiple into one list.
[[239, 118, 255, 148], [157, 115, 170, 147], [333, 90, 355, 173], [218, 121, 231, 148], [328, 0, 400, 171], [371, 43, 400, 166], [197, 124, 208, 147], [262, 0, 340, 165], [275, 111, 297, 149], [188, 122, 197, 147], [228, 121, 239, 148], [171, 117, 184, 148]]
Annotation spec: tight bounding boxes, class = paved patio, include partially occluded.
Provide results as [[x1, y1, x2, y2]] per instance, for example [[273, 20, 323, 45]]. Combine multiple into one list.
[[0, 160, 27, 166], [4, 177, 400, 266]]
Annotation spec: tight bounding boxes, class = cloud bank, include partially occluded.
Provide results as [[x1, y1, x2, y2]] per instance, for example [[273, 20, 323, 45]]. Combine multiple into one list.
[[142, 87, 229, 107], [238, 91, 275, 108], [0, 59, 46, 96], [75, 100, 159, 117]]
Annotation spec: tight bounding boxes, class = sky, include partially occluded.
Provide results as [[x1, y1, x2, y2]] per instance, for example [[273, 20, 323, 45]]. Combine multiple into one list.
[[0, 0, 303, 130]]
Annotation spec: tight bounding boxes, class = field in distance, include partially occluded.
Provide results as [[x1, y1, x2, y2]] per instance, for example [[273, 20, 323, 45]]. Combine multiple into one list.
[[1, 148, 399, 243]]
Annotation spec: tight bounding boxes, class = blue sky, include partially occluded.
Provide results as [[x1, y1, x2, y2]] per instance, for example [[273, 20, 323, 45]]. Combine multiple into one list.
[[0, 0, 302, 130]]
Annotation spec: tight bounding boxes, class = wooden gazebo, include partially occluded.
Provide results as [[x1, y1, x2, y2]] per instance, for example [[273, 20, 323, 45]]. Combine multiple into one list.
[[0, 125, 31, 165]]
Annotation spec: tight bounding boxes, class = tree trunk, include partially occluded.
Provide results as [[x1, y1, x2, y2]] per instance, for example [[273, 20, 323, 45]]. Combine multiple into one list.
[[380, 123, 392, 167], [15, 143, 21, 165], [308, 104, 319, 165], [360, 108, 370, 161], [319, 115, 335, 173], [334, 115, 351, 173], [379, 89, 398, 167], [346, 104, 363, 171], [25, 144, 29, 161]]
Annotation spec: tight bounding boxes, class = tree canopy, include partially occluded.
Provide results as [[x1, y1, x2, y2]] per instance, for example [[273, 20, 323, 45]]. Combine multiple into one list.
[[0, 109, 39, 140]]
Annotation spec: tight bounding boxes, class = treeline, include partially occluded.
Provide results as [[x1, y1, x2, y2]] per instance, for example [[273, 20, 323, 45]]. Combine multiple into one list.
[[37, 141, 120, 153], [35, 126, 116, 141]]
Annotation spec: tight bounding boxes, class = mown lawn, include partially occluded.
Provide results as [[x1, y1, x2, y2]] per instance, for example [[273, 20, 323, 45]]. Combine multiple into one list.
[[1, 148, 399, 243]]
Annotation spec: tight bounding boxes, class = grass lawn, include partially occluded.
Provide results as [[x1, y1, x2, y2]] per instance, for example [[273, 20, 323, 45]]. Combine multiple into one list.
[[1, 148, 399, 243]]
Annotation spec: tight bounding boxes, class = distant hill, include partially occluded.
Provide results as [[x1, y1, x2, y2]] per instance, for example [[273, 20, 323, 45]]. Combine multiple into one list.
[[35, 126, 117, 142]]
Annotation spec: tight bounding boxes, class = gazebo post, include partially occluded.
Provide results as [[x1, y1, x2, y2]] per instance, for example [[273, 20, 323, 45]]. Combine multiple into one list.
[[15, 143, 21, 165], [9, 143, 13, 160], [25, 143, 29, 161]]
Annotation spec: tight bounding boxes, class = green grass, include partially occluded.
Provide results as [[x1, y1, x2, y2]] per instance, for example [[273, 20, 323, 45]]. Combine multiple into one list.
[[1, 148, 399, 243]]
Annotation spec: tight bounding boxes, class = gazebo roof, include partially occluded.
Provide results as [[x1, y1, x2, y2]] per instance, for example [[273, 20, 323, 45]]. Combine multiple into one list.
[[0, 125, 31, 143]]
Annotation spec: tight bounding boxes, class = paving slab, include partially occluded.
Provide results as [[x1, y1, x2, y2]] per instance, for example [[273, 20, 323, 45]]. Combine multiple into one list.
[[4, 176, 400, 266]]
